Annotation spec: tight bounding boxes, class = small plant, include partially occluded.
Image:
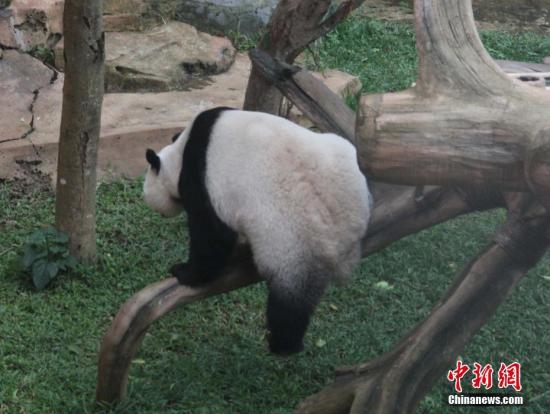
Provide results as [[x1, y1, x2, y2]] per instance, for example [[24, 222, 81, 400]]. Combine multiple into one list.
[[20, 227, 78, 290], [227, 29, 263, 52]]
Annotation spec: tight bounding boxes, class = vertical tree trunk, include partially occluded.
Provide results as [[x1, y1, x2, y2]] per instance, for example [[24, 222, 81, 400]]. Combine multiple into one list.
[[55, 0, 104, 263]]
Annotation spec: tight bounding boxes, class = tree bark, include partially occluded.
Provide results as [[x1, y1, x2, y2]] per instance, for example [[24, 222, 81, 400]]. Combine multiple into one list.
[[243, 0, 365, 114], [55, 0, 105, 263]]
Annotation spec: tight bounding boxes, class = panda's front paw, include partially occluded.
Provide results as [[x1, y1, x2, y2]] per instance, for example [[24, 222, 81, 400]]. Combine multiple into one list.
[[170, 262, 204, 286]]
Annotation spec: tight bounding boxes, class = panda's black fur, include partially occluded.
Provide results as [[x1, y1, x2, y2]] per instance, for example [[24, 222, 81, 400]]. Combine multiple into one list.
[[170, 107, 238, 287]]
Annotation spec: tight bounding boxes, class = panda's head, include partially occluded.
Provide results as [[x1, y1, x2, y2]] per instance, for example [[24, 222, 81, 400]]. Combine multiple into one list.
[[143, 133, 185, 218]]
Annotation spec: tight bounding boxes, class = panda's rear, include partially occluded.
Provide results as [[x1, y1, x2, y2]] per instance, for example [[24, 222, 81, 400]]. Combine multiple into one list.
[[205, 110, 370, 280], [144, 107, 371, 355]]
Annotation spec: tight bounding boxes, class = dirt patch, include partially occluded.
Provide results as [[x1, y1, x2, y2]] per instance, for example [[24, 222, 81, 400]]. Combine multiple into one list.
[[5, 160, 53, 198]]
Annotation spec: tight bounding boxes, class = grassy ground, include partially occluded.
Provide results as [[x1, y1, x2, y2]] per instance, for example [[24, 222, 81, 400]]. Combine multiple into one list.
[[1, 15, 550, 414], [304, 17, 550, 95]]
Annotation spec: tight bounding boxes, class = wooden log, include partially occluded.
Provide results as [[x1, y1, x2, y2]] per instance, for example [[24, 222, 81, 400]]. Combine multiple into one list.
[[363, 185, 504, 255], [244, 0, 365, 114], [249, 49, 356, 142], [526, 127, 550, 210], [296, 207, 550, 414], [356, 0, 550, 195], [96, 248, 261, 404], [496, 59, 550, 74]]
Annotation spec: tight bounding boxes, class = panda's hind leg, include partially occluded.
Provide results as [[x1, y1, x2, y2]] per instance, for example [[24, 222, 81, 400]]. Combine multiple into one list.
[[265, 263, 331, 356]]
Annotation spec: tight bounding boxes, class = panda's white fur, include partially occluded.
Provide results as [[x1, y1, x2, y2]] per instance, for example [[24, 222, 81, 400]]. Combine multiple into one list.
[[143, 108, 371, 355]]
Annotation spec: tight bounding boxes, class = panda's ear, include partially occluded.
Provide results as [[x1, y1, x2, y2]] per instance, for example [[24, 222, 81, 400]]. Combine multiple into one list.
[[146, 149, 161, 173]]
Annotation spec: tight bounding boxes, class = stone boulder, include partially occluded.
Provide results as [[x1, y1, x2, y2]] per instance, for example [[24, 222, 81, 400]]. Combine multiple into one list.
[[0, 0, 63, 50], [54, 21, 236, 93], [0, 49, 54, 142]]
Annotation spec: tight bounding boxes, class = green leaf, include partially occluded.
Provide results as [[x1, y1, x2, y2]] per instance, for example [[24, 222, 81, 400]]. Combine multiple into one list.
[[21, 246, 38, 269], [67, 344, 81, 355], [49, 245, 67, 254], [54, 231, 69, 244], [32, 260, 51, 290], [64, 256, 78, 270], [46, 263, 59, 279], [29, 229, 46, 245]]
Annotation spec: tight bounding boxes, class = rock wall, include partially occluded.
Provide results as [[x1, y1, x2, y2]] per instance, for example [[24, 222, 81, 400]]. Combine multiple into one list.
[[3, 0, 548, 56], [138, 0, 278, 36], [0, 0, 63, 51]]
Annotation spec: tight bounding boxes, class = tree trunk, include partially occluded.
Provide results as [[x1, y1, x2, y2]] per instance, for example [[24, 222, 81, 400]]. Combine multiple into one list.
[[55, 0, 105, 263], [243, 0, 365, 114]]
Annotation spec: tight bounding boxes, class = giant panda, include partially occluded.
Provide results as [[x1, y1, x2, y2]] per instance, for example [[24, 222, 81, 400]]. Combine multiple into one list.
[[143, 107, 372, 356]]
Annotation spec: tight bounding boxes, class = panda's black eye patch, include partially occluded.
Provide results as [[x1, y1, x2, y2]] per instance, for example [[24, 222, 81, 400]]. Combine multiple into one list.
[[171, 131, 183, 143], [146, 149, 161, 173]]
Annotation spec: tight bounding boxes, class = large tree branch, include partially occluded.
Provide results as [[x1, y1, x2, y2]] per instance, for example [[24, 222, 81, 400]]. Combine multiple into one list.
[[296, 206, 550, 414], [243, 0, 365, 114], [96, 247, 261, 403], [363, 185, 505, 255], [356, 0, 550, 197], [248, 49, 356, 143]]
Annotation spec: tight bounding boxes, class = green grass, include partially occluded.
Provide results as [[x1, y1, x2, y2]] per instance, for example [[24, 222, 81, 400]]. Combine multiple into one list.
[[2, 15, 550, 414], [1, 179, 549, 413], [304, 17, 550, 97]]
